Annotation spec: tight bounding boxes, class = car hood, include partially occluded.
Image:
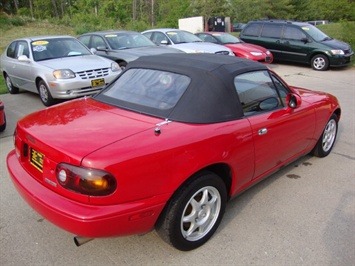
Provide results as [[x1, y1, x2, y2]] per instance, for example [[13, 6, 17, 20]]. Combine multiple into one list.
[[18, 98, 160, 164], [38, 55, 113, 71], [172, 42, 232, 54], [112, 46, 181, 56], [321, 38, 351, 50], [225, 43, 267, 53]]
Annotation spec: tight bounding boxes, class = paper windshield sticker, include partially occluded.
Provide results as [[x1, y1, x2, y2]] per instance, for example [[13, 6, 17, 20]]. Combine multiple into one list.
[[32, 41, 49, 45], [32, 41, 49, 52]]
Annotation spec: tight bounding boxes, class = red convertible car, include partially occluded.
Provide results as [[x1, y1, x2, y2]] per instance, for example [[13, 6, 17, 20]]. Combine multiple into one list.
[[195, 32, 273, 64], [7, 54, 340, 251]]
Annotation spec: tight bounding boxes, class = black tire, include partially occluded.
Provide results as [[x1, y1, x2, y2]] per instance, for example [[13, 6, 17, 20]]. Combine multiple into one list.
[[38, 80, 56, 106], [118, 61, 127, 70], [311, 54, 329, 71], [0, 113, 6, 132], [5, 74, 19, 94], [311, 113, 338, 157], [156, 171, 227, 251]]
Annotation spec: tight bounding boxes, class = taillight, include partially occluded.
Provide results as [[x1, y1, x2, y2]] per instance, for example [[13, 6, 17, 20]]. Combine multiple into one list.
[[56, 163, 117, 196]]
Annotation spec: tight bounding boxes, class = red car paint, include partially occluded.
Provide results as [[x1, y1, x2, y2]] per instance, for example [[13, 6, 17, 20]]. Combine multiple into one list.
[[6, 54, 340, 249], [196, 32, 273, 63]]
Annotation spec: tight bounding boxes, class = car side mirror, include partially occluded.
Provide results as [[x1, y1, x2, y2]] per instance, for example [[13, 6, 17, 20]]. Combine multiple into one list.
[[301, 37, 310, 43], [96, 46, 108, 51], [18, 55, 30, 62], [287, 93, 302, 109], [90, 48, 97, 54], [160, 40, 169, 45]]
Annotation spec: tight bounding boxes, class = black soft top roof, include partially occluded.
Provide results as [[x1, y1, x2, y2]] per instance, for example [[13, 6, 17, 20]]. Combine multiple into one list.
[[100, 53, 269, 123]]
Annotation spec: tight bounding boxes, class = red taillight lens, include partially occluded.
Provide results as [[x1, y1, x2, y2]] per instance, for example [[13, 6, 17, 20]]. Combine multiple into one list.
[[56, 163, 117, 196]]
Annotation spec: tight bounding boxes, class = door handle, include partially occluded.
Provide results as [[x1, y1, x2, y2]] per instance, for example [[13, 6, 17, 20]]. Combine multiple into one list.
[[258, 128, 268, 135]]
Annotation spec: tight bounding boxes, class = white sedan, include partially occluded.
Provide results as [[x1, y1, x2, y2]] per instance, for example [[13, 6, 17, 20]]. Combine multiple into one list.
[[142, 28, 234, 56], [1, 35, 121, 106]]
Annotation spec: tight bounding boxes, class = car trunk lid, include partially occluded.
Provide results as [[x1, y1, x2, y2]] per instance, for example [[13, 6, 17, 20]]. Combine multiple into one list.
[[14, 98, 160, 202]]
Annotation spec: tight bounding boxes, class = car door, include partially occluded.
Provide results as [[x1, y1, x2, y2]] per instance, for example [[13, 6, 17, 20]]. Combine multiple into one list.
[[279, 26, 314, 63], [258, 24, 285, 59], [8, 41, 34, 91], [234, 70, 315, 180]]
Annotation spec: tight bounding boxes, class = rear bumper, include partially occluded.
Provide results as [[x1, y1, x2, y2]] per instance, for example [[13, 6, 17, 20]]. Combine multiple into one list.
[[6, 150, 167, 238]]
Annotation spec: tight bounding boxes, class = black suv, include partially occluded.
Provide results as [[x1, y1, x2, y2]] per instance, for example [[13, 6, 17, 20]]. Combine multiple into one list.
[[240, 20, 353, 70]]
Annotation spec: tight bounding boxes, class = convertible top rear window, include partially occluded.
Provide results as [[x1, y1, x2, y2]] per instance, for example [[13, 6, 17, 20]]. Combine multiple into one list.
[[95, 53, 268, 123], [103, 69, 190, 110]]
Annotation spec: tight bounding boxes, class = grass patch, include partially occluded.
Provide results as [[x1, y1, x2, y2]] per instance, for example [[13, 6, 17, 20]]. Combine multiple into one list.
[[318, 21, 355, 51], [0, 20, 75, 53]]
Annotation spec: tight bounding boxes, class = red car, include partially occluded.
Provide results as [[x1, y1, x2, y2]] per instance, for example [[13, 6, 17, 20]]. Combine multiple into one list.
[[7, 54, 340, 251], [0, 100, 6, 132], [196, 32, 273, 63]]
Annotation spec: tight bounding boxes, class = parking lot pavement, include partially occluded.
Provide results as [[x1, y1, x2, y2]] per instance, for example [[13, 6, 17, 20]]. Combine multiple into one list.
[[0, 64, 354, 265]]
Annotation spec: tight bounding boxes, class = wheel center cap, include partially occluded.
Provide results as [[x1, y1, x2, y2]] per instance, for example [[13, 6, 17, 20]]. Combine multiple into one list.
[[198, 210, 207, 219]]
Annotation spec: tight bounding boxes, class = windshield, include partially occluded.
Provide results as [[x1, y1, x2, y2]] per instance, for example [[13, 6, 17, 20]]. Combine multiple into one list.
[[212, 33, 242, 44], [300, 24, 330, 42], [167, 31, 203, 44], [32, 38, 92, 61], [100, 68, 190, 113], [104, 33, 156, 49]]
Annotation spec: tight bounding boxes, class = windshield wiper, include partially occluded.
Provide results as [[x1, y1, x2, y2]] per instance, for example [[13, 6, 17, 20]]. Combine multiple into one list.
[[322, 37, 333, 41]]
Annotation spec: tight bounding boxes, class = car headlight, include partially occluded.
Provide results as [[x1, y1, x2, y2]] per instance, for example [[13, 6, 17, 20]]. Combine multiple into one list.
[[250, 52, 263, 56], [53, 69, 75, 79], [111, 62, 121, 72], [266, 51, 271, 55], [331, 50, 344, 55]]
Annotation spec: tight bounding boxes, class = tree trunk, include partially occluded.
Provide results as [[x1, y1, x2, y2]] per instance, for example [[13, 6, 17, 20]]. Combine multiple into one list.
[[133, 0, 137, 20], [51, 0, 59, 18], [13, 0, 19, 12], [29, 0, 34, 19]]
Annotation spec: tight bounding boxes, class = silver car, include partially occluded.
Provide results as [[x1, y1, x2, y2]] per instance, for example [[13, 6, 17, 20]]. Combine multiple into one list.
[[142, 28, 234, 56], [78, 30, 182, 69], [0, 35, 121, 106]]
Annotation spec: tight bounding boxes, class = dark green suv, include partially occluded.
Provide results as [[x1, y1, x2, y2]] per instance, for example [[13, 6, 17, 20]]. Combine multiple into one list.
[[240, 20, 353, 71]]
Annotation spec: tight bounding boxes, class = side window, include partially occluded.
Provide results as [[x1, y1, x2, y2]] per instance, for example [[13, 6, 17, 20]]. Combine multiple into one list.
[[198, 34, 218, 43], [152, 32, 169, 45], [234, 70, 283, 116], [270, 74, 290, 106], [79, 36, 90, 47], [142, 32, 152, 39], [283, 26, 307, 41], [6, 41, 17, 58], [242, 23, 262, 37], [92, 36, 106, 48], [16, 41, 29, 58], [261, 24, 283, 39]]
